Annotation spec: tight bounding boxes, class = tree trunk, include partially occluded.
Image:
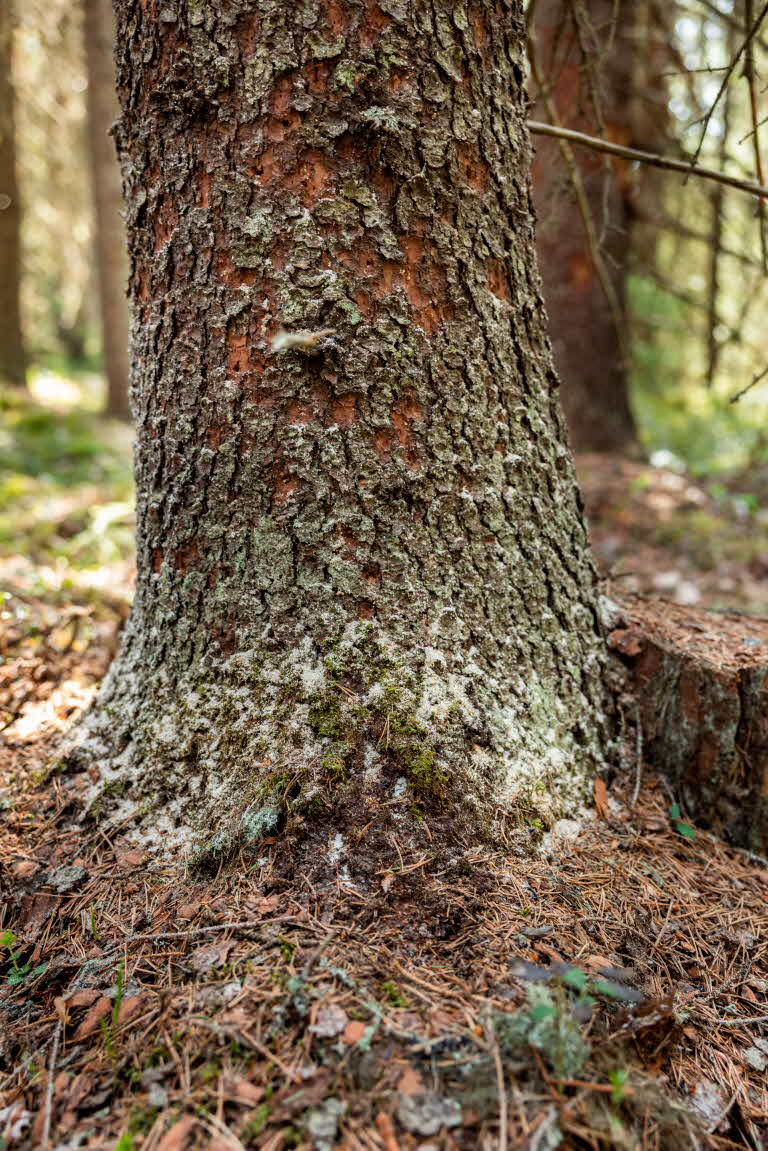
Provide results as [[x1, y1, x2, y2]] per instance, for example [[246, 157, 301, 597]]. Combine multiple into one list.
[[83, 0, 130, 419], [531, 0, 643, 454], [73, 0, 611, 867], [0, 0, 26, 390]]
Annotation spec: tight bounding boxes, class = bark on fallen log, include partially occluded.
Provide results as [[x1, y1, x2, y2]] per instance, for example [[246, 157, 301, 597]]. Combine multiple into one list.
[[606, 593, 768, 854]]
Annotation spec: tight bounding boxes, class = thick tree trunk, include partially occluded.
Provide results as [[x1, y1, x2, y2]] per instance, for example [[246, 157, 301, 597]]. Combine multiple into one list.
[[531, 0, 641, 454], [0, 0, 26, 390], [83, 0, 130, 419], [73, 0, 611, 866]]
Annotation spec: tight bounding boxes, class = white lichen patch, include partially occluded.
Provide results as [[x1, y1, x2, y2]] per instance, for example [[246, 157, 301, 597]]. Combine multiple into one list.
[[66, 607, 606, 862], [327, 833, 346, 864]]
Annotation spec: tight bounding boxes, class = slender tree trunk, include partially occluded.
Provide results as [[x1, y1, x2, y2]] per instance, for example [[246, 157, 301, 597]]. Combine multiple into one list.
[[532, 0, 642, 454], [83, 0, 130, 419], [73, 0, 611, 867], [0, 0, 26, 390]]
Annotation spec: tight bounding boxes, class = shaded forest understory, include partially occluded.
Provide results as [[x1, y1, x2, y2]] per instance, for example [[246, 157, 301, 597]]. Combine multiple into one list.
[[1, 441, 767, 1150]]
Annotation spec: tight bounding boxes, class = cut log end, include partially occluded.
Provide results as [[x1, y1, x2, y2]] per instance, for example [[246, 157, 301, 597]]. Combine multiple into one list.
[[608, 593, 768, 855]]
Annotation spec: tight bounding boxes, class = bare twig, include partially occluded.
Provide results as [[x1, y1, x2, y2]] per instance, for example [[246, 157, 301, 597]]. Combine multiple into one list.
[[526, 41, 630, 366], [706, 20, 733, 388], [631, 703, 644, 809], [41, 1019, 61, 1149], [729, 363, 768, 403], [484, 1014, 509, 1151], [527, 120, 768, 200], [743, 0, 768, 271], [713, 1014, 768, 1026], [687, 0, 768, 171]]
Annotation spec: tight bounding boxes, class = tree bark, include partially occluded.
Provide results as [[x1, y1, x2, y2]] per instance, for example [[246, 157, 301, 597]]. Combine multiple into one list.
[[531, 0, 645, 454], [73, 0, 611, 866], [0, 0, 26, 390], [83, 0, 130, 419], [607, 594, 768, 855]]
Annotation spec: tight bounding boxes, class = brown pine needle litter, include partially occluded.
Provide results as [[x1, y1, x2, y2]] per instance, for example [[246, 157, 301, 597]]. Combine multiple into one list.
[[0, 600, 767, 1150]]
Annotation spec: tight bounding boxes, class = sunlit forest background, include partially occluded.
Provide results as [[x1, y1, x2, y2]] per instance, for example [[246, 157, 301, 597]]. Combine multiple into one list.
[[2, 0, 768, 617]]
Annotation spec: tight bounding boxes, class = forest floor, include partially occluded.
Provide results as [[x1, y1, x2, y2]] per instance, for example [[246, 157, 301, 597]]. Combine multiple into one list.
[[1, 406, 767, 1150]]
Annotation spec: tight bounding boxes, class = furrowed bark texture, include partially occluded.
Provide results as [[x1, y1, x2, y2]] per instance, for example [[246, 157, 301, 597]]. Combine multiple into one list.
[[0, 0, 26, 389], [84, 0, 131, 420], [77, 0, 611, 862]]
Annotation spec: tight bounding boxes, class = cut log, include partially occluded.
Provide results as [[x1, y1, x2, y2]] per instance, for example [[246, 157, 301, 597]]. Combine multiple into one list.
[[606, 594, 768, 854]]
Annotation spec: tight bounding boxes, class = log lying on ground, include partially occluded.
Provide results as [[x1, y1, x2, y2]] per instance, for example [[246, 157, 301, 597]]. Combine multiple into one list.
[[606, 593, 768, 853]]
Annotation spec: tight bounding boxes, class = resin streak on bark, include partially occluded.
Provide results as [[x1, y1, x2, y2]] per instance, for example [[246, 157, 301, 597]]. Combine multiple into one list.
[[81, 0, 610, 859]]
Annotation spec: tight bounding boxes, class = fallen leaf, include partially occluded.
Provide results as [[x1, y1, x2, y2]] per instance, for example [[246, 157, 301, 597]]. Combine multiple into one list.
[[187, 941, 234, 974], [225, 1076, 264, 1105], [397, 1067, 425, 1096], [244, 895, 280, 917], [15, 893, 56, 941], [117, 994, 147, 1027], [67, 989, 102, 1009], [343, 1020, 367, 1044], [11, 860, 39, 879], [73, 996, 111, 1040], [157, 1115, 197, 1151], [594, 777, 609, 818]]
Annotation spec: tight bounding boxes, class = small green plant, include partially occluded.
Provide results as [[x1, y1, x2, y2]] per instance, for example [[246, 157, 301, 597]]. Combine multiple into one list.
[[100, 960, 125, 1059], [0, 930, 47, 986], [608, 1068, 630, 1104], [495, 984, 590, 1079], [278, 936, 296, 963], [381, 980, 408, 1008], [669, 803, 696, 840], [242, 1103, 271, 1140]]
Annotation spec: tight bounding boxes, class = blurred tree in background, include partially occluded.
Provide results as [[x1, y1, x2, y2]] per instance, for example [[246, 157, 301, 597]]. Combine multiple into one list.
[[531, 0, 660, 453], [0, 0, 765, 466], [11, 0, 128, 419], [0, 0, 26, 389], [83, 0, 129, 420], [15, 0, 93, 367], [529, 0, 768, 476]]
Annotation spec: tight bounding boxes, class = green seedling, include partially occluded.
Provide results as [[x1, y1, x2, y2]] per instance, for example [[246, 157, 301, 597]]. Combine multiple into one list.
[[100, 960, 125, 1060], [669, 803, 696, 840], [608, 1068, 630, 1104], [0, 930, 47, 986]]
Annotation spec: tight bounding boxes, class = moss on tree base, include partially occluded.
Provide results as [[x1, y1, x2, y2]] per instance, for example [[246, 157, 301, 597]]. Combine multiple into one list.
[[63, 616, 607, 871]]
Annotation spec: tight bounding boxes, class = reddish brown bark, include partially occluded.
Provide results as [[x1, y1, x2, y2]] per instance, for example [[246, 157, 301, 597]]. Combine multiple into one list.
[[69, 0, 612, 862], [608, 594, 768, 854], [531, 0, 666, 453]]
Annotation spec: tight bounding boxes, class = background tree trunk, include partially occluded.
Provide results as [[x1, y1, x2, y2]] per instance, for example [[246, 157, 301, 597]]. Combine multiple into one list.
[[83, 0, 130, 419], [75, 0, 610, 866], [531, 0, 647, 454], [0, 0, 26, 390]]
